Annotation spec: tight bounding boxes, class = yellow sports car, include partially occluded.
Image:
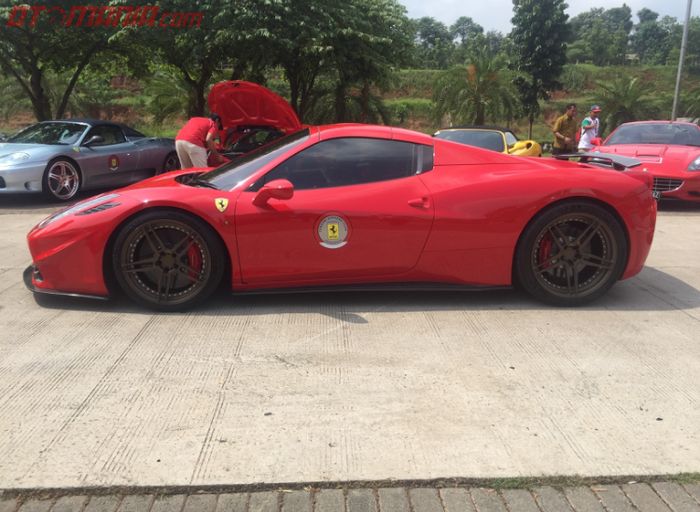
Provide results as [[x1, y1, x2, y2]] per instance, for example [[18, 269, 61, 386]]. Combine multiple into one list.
[[434, 126, 542, 157]]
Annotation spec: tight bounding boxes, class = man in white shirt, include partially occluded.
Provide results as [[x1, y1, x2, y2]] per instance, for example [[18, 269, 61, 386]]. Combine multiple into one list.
[[578, 104, 602, 151]]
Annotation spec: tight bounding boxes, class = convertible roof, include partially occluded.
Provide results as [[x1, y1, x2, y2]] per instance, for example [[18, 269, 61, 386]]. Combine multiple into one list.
[[42, 119, 145, 136], [48, 119, 130, 129]]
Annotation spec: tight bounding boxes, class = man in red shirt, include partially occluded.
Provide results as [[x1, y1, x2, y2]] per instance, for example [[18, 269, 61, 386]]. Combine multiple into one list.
[[175, 114, 222, 168]]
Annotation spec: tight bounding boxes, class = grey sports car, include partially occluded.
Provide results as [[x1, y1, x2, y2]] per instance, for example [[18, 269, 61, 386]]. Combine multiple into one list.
[[0, 120, 179, 201]]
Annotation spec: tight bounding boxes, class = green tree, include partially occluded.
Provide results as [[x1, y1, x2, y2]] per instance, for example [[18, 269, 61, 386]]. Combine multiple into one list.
[[569, 6, 633, 65], [0, 1, 123, 120], [413, 17, 454, 68], [598, 76, 659, 133], [326, 0, 413, 122], [510, 0, 569, 137], [631, 9, 677, 64], [433, 49, 519, 126]]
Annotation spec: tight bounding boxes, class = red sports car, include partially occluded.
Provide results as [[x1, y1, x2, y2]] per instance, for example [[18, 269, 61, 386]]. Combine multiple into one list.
[[25, 124, 657, 311], [595, 121, 700, 201]]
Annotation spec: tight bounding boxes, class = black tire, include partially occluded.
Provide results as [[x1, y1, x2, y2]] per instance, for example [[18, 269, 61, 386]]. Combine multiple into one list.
[[43, 158, 81, 201], [160, 151, 180, 174], [112, 210, 225, 311], [515, 201, 628, 306]]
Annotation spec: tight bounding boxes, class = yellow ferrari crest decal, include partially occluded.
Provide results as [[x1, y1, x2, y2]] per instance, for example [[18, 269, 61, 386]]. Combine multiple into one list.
[[214, 198, 229, 212], [327, 223, 339, 240]]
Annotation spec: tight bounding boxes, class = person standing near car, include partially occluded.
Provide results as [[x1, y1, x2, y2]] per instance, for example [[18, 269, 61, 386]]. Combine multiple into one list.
[[175, 114, 223, 168], [551, 103, 577, 154], [578, 104, 602, 151]]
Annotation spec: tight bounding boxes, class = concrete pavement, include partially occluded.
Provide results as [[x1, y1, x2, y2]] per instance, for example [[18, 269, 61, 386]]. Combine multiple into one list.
[[0, 199, 698, 489]]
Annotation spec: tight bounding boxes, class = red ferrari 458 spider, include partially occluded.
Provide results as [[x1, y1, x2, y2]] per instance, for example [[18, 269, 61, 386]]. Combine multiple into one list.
[[25, 124, 657, 311], [596, 120, 700, 201]]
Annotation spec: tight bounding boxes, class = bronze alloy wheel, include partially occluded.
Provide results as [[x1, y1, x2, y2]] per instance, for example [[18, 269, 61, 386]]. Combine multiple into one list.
[[113, 211, 224, 310], [516, 202, 627, 306]]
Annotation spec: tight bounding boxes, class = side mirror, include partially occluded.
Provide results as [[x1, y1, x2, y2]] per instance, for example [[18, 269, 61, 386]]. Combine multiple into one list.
[[253, 179, 294, 207], [83, 134, 104, 146]]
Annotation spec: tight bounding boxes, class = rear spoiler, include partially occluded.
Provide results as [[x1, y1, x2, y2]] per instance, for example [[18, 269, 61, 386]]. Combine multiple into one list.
[[553, 151, 641, 171]]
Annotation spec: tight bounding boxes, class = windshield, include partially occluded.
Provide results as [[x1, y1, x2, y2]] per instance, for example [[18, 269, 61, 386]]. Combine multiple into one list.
[[605, 123, 700, 147], [8, 122, 87, 145], [201, 128, 311, 190], [435, 130, 505, 152]]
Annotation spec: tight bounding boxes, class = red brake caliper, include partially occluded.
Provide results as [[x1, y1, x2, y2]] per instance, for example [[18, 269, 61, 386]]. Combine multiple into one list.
[[186, 242, 203, 282], [538, 235, 553, 270]]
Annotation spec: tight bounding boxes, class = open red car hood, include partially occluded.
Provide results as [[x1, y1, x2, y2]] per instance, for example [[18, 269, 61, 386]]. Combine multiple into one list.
[[207, 80, 301, 133]]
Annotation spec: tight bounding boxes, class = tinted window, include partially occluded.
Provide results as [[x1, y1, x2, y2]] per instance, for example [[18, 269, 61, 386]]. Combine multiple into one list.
[[256, 138, 429, 191], [85, 125, 126, 146], [201, 129, 310, 190], [435, 130, 505, 152], [123, 126, 146, 138], [605, 123, 700, 146]]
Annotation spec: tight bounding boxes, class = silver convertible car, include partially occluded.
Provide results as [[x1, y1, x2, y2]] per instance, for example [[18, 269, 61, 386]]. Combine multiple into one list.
[[0, 120, 179, 201]]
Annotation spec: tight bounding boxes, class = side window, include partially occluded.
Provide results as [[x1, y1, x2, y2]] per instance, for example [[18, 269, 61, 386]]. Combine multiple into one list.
[[85, 125, 126, 146], [257, 138, 431, 191], [504, 132, 518, 146]]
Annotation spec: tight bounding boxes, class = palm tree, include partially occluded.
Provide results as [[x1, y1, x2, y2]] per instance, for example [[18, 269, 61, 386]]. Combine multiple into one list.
[[598, 76, 660, 134], [433, 49, 519, 127]]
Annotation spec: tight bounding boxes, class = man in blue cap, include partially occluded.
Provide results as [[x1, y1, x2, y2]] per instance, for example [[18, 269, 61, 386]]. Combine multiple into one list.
[[578, 104, 602, 151]]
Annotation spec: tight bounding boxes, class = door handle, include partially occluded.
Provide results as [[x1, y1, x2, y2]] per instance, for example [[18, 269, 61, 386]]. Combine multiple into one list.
[[408, 196, 431, 209]]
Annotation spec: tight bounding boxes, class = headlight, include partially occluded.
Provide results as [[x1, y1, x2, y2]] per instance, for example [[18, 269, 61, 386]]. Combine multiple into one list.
[[37, 193, 120, 228], [688, 156, 700, 171], [0, 152, 30, 163]]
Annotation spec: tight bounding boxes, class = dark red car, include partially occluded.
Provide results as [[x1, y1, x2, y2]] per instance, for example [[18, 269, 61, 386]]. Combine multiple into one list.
[[25, 124, 656, 311], [596, 121, 700, 201]]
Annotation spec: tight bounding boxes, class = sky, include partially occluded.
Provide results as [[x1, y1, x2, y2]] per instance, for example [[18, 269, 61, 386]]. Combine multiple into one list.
[[398, 0, 698, 33]]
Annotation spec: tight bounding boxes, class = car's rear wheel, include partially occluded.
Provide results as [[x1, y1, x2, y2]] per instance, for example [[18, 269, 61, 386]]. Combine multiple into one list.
[[43, 158, 81, 201], [515, 201, 628, 306], [112, 210, 225, 311], [160, 152, 180, 174]]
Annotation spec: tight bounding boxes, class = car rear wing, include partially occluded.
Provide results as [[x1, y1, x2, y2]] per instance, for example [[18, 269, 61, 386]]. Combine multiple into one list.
[[553, 151, 642, 171]]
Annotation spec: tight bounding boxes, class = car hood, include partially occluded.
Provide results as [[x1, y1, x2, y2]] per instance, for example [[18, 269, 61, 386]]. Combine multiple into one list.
[[599, 144, 699, 168], [207, 80, 301, 133], [0, 142, 59, 164], [0, 142, 56, 155]]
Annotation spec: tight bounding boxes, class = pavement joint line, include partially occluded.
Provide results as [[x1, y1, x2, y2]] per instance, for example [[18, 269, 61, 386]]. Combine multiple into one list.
[[3, 475, 700, 500]]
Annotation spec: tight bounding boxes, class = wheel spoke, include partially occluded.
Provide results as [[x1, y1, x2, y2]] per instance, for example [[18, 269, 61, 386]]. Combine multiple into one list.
[[177, 264, 205, 282], [548, 225, 568, 250], [564, 263, 579, 294], [580, 252, 614, 270], [143, 225, 166, 254], [172, 234, 194, 257], [574, 220, 600, 247], [162, 270, 176, 300], [122, 257, 158, 274]]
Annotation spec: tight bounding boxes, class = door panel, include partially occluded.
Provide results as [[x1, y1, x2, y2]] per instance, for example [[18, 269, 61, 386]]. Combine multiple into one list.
[[235, 176, 434, 284]]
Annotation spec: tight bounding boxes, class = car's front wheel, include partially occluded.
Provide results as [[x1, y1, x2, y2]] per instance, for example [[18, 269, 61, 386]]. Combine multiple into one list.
[[112, 210, 225, 311], [43, 158, 81, 201], [515, 201, 628, 306]]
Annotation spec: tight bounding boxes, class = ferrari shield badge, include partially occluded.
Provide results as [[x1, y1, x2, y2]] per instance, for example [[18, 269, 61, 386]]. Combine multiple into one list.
[[214, 198, 229, 212], [318, 215, 348, 249], [108, 155, 119, 171]]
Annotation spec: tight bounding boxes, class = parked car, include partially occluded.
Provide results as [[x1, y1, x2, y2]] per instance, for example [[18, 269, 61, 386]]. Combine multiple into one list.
[[207, 80, 302, 164], [0, 120, 179, 201], [595, 121, 700, 201], [434, 126, 542, 156], [25, 124, 656, 311]]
